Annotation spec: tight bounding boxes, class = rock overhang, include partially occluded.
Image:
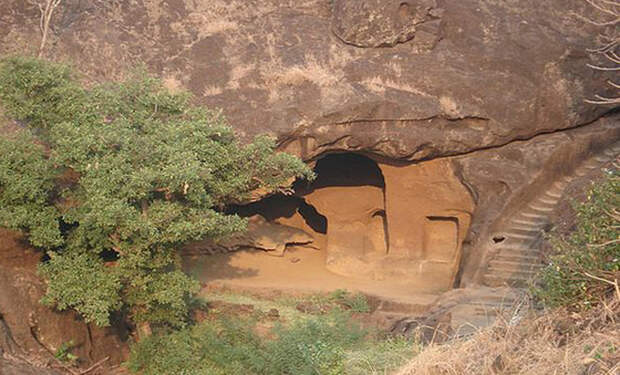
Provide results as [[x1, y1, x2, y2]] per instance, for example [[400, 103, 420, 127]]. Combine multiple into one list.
[[0, 0, 613, 162]]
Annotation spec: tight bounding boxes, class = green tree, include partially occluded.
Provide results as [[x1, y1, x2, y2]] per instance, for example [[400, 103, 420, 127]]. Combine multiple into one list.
[[0, 56, 313, 334]]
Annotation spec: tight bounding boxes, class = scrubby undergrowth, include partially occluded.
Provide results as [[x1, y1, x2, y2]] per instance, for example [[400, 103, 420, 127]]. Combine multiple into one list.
[[127, 289, 418, 375], [535, 169, 619, 310]]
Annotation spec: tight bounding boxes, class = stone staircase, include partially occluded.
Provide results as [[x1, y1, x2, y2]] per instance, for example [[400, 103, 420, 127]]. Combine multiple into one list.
[[483, 143, 620, 288]]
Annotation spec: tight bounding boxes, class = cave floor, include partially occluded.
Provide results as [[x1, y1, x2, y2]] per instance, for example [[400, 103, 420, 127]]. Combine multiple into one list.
[[183, 246, 439, 312]]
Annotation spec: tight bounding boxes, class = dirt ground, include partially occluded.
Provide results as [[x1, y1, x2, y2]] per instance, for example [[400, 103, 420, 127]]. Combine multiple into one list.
[[183, 245, 438, 313]]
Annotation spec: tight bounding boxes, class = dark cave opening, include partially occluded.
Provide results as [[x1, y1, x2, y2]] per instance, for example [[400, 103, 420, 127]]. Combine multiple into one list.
[[230, 194, 327, 235], [299, 152, 386, 192]]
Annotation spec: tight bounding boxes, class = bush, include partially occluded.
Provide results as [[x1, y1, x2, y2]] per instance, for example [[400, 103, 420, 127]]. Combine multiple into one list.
[[534, 169, 619, 310], [327, 289, 371, 313], [54, 340, 78, 364], [262, 311, 367, 375]]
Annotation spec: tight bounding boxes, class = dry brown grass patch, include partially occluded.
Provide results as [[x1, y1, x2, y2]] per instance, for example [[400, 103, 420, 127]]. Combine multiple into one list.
[[398, 297, 620, 375]]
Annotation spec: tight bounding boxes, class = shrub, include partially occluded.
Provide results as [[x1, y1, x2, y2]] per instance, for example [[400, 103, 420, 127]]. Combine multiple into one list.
[[127, 310, 377, 375], [262, 311, 367, 374], [534, 169, 619, 310]]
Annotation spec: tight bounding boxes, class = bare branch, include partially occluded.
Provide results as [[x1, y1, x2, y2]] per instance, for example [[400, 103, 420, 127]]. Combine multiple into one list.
[[597, 0, 620, 7], [572, 12, 620, 26], [608, 80, 620, 89], [604, 51, 620, 64], [583, 272, 620, 300], [583, 2, 619, 104], [586, 39, 618, 53], [32, 0, 63, 58], [586, 63, 620, 70], [585, 97, 620, 104], [586, 0, 620, 16]]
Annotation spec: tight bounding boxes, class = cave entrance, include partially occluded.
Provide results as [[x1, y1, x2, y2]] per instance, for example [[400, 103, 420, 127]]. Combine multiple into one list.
[[185, 154, 476, 298]]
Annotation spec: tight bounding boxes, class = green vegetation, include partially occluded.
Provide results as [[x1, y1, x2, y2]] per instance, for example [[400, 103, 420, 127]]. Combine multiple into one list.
[[0, 56, 312, 331], [534, 169, 619, 310], [327, 289, 371, 313], [54, 340, 78, 364], [127, 296, 418, 375]]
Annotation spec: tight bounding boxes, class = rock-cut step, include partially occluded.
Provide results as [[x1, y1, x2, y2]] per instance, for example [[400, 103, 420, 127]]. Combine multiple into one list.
[[511, 217, 548, 227], [505, 227, 542, 237], [488, 259, 544, 273], [494, 250, 541, 263], [527, 203, 555, 213], [519, 211, 548, 220], [483, 273, 537, 288]]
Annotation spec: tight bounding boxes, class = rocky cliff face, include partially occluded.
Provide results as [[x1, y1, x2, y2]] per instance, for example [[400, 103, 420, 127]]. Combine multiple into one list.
[[0, 0, 618, 368], [0, 0, 615, 160]]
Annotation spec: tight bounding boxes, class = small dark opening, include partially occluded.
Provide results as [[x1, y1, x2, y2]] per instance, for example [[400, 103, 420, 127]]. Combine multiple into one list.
[[372, 210, 386, 218], [227, 194, 328, 235], [299, 200, 327, 234], [100, 249, 120, 262], [399, 2, 411, 20], [426, 216, 459, 224], [492, 236, 505, 244], [230, 194, 299, 220]]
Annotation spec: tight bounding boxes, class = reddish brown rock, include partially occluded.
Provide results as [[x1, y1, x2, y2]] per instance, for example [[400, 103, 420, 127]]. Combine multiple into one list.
[[0, 229, 128, 371], [0, 0, 614, 162]]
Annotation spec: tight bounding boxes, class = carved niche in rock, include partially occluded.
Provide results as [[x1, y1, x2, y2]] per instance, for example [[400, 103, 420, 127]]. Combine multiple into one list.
[[331, 0, 443, 50], [380, 159, 474, 286]]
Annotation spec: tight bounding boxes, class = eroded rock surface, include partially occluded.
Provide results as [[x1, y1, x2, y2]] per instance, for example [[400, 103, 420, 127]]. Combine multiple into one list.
[[184, 216, 315, 256], [0, 0, 619, 346], [0, 359, 61, 375], [331, 0, 442, 49], [0, 0, 614, 162]]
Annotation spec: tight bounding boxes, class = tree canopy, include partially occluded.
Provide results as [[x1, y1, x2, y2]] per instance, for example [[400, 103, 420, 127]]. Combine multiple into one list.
[[0, 56, 313, 329]]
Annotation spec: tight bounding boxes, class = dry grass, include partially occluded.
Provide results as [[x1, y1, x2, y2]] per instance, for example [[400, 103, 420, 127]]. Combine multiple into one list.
[[362, 76, 432, 96], [397, 297, 620, 375], [262, 57, 341, 88], [202, 85, 223, 96]]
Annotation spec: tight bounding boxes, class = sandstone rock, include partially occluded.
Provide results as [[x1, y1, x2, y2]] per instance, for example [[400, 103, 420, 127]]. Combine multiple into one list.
[[331, 0, 442, 49], [184, 215, 315, 256], [0, 0, 613, 161], [0, 0, 619, 340], [0, 358, 61, 375]]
